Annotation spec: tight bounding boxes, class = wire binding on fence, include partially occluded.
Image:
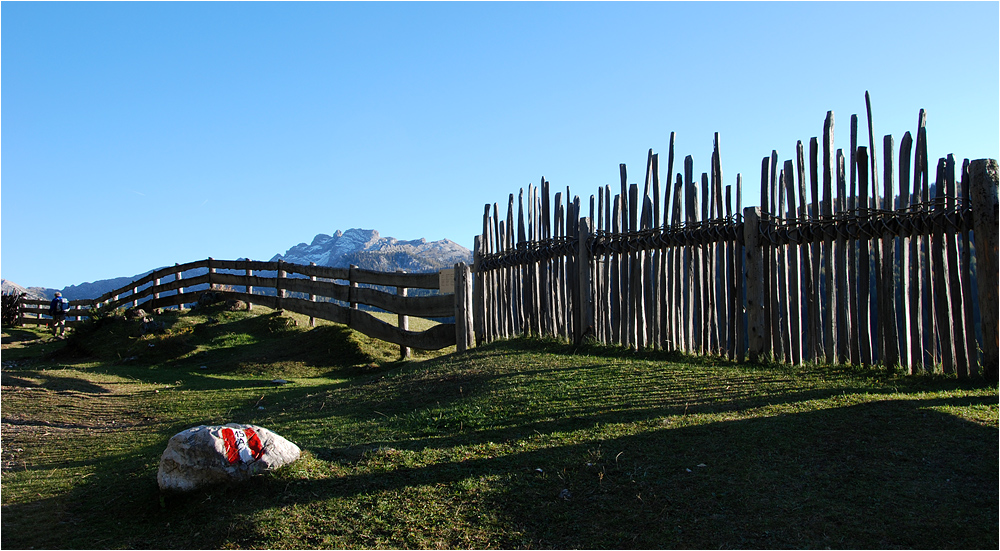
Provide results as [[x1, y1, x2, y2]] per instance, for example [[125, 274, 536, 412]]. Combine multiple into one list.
[[759, 199, 971, 246]]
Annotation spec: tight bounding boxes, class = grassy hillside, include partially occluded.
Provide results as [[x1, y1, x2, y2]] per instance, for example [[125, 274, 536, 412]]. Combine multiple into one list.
[[2, 305, 997, 549]]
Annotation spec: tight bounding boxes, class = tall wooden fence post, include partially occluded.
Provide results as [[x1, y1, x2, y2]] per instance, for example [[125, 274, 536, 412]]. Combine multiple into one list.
[[397, 269, 410, 360], [208, 257, 215, 291], [970, 159, 999, 383], [276, 259, 285, 312], [464, 263, 474, 350], [455, 264, 466, 352], [175, 263, 184, 310], [575, 217, 594, 344], [245, 259, 254, 311], [455, 263, 474, 353], [473, 236, 484, 346], [310, 262, 318, 328], [744, 207, 767, 362], [349, 264, 359, 310]]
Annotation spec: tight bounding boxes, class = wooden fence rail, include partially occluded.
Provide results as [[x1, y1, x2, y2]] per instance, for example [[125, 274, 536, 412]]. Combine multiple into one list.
[[475, 104, 998, 383], [18, 259, 475, 354]]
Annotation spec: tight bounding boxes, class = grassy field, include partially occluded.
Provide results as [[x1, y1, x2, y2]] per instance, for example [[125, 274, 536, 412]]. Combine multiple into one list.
[[2, 302, 997, 549]]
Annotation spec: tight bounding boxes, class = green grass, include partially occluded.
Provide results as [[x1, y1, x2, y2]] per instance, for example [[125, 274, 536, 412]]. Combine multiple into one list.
[[2, 306, 997, 549]]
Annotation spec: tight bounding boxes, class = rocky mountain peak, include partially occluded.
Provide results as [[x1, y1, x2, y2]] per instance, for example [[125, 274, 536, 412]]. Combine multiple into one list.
[[271, 228, 471, 273]]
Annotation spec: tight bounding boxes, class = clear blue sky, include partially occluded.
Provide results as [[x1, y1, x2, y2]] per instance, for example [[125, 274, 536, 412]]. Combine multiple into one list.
[[3, 1, 998, 290]]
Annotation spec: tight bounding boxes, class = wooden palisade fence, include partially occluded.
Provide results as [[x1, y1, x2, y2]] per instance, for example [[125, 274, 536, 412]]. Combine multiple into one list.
[[19, 259, 475, 354], [475, 100, 999, 383]]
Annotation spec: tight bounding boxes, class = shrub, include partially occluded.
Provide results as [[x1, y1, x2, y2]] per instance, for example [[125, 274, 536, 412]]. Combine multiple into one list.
[[1, 290, 26, 327]]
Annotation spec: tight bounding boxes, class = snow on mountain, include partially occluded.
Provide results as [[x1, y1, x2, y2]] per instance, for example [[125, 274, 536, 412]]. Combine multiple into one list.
[[270, 229, 472, 272]]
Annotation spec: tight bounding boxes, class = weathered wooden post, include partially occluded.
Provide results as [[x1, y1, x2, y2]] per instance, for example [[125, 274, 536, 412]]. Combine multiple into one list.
[[245, 259, 254, 311], [575, 217, 594, 345], [766, 153, 779, 359], [881, 136, 899, 371], [276, 259, 286, 312], [960, 161, 979, 375], [455, 263, 474, 353], [208, 257, 216, 291], [744, 207, 767, 362], [473, 236, 484, 346], [309, 262, 318, 328], [175, 263, 184, 311], [857, 147, 873, 365], [464, 263, 474, 350], [785, 160, 802, 365], [349, 265, 359, 310], [944, 155, 970, 377], [454, 264, 466, 353], [824, 113, 838, 364], [970, 159, 998, 383], [898, 132, 914, 373], [734, 175, 746, 361], [397, 269, 410, 359], [932, 158, 957, 374]]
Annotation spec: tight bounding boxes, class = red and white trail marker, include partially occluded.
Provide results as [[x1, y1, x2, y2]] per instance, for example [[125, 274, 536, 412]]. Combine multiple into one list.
[[158, 423, 300, 492]]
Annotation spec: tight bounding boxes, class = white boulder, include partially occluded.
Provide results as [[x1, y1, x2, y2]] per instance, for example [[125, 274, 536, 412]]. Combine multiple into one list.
[[157, 423, 301, 492]]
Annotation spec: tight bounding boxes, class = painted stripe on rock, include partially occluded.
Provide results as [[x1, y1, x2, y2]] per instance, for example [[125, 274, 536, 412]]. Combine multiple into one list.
[[221, 427, 265, 464]]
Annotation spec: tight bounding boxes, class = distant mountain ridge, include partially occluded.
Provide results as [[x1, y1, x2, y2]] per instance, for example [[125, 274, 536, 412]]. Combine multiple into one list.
[[2, 229, 472, 301], [1, 280, 51, 301], [271, 229, 472, 273], [4, 270, 164, 302]]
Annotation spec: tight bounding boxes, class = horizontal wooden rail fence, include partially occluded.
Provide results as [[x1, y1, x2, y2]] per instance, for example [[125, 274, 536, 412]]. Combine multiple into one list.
[[18, 259, 475, 353], [475, 101, 998, 383]]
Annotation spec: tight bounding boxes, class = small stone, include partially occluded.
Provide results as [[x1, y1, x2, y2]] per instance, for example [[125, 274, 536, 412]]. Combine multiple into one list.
[[140, 319, 165, 335], [559, 489, 572, 500], [125, 308, 147, 321]]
